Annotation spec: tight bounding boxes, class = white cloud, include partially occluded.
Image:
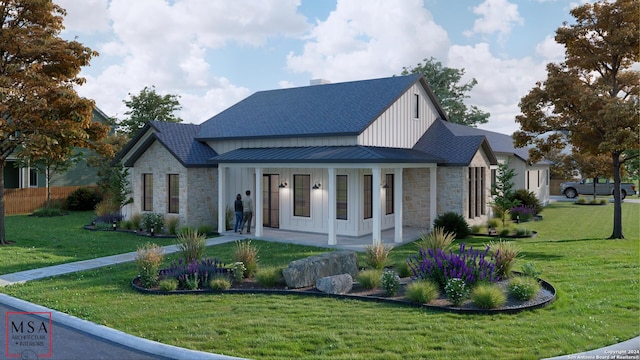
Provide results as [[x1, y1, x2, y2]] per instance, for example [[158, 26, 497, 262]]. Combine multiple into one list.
[[286, 0, 449, 81], [464, 0, 524, 40], [535, 35, 566, 62], [57, 0, 110, 34], [447, 43, 548, 134]]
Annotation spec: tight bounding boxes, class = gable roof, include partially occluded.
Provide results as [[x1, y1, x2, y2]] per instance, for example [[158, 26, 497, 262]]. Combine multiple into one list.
[[212, 145, 445, 164], [197, 74, 447, 141], [414, 119, 497, 166], [116, 121, 218, 168]]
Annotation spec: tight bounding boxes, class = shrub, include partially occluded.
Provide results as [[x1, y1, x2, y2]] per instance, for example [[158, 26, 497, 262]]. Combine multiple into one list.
[[405, 280, 439, 304], [66, 187, 102, 211], [209, 276, 231, 290], [135, 243, 164, 288], [418, 227, 455, 252], [470, 224, 482, 234], [487, 240, 521, 279], [380, 269, 401, 296], [487, 218, 501, 229], [178, 226, 195, 235], [93, 212, 123, 227], [433, 212, 470, 239], [130, 213, 142, 230], [229, 262, 245, 284], [233, 240, 259, 278], [176, 228, 206, 264], [31, 207, 63, 217], [395, 261, 412, 278], [255, 267, 283, 287], [364, 242, 392, 269], [357, 269, 382, 289], [444, 278, 469, 306], [577, 197, 588, 204], [471, 283, 506, 309], [95, 200, 120, 217], [142, 213, 164, 233], [197, 224, 214, 236], [159, 257, 226, 290], [165, 216, 180, 235], [408, 243, 500, 289], [514, 228, 533, 237], [508, 276, 540, 301], [498, 227, 512, 237], [513, 189, 543, 215], [120, 220, 134, 230], [158, 279, 178, 291], [520, 262, 542, 279], [510, 205, 536, 222]]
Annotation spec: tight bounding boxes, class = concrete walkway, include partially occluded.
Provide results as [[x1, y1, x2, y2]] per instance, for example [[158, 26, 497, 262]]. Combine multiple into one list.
[[0, 230, 638, 359]]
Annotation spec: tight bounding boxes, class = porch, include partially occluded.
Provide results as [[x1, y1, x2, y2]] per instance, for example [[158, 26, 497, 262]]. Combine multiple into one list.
[[221, 226, 425, 252]]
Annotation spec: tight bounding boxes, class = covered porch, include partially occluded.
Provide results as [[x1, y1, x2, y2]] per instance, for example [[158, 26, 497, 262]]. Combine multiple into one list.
[[220, 225, 424, 252]]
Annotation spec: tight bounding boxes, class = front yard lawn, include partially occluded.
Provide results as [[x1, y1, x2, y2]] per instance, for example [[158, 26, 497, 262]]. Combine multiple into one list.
[[0, 202, 638, 359]]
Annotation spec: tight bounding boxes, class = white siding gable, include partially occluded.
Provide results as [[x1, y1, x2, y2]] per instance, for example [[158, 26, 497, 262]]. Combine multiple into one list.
[[358, 82, 440, 148]]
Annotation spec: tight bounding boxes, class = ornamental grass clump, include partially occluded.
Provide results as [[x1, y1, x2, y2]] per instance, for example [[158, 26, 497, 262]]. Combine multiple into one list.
[[233, 240, 259, 278], [357, 269, 382, 289], [209, 276, 231, 290], [408, 243, 500, 290], [380, 270, 401, 296], [405, 280, 439, 304], [135, 243, 164, 288], [508, 276, 540, 301], [176, 228, 206, 264], [364, 242, 392, 269], [444, 278, 469, 306], [487, 240, 521, 279], [471, 283, 506, 309], [519, 262, 542, 279], [418, 227, 455, 252], [255, 267, 284, 287]]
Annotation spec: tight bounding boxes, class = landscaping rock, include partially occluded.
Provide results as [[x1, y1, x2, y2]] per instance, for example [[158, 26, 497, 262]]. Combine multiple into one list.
[[316, 274, 353, 295], [282, 251, 358, 288]]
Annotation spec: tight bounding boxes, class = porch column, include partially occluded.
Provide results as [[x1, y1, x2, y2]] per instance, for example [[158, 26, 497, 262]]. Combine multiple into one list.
[[372, 167, 382, 245], [217, 165, 226, 234], [255, 167, 263, 237], [394, 167, 403, 243], [430, 165, 437, 231], [327, 167, 336, 245]]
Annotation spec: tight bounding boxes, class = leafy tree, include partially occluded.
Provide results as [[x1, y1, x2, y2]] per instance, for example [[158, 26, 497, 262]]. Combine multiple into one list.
[[0, 1, 105, 244], [87, 131, 131, 208], [401, 57, 490, 127], [514, 0, 639, 239], [491, 162, 520, 227], [572, 153, 611, 202], [119, 86, 182, 137]]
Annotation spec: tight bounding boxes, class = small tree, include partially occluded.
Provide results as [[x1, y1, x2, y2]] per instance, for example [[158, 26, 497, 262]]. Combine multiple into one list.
[[119, 86, 182, 137], [491, 163, 520, 226]]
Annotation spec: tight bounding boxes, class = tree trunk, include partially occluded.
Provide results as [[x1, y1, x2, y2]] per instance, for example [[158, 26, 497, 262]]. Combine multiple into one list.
[[0, 162, 7, 245], [609, 152, 624, 239]]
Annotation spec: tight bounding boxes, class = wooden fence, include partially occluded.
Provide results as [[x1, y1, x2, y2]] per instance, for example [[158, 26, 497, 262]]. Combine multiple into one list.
[[3, 186, 95, 215]]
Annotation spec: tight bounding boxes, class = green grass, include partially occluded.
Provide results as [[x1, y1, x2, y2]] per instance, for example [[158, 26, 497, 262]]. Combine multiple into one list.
[[0, 211, 176, 274], [0, 203, 639, 359]]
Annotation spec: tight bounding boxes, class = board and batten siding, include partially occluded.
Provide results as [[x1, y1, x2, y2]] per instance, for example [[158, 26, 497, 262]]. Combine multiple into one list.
[[208, 136, 358, 155], [358, 83, 439, 148]]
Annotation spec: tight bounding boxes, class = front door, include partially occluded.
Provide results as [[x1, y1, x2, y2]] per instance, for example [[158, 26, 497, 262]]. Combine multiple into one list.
[[262, 174, 280, 228]]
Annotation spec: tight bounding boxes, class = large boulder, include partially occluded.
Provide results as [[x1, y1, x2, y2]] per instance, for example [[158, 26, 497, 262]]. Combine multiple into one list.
[[282, 250, 358, 288], [316, 274, 353, 295]]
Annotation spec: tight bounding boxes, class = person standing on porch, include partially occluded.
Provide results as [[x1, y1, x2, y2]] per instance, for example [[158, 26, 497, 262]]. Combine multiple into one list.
[[233, 194, 243, 233], [240, 190, 253, 234]]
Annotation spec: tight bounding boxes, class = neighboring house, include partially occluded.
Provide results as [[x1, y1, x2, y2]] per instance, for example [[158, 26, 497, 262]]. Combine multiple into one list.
[[3, 107, 111, 189], [115, 74, 549, 245]]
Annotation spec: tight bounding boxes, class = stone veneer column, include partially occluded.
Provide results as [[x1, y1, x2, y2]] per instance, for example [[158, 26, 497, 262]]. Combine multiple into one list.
[[394, 167, 403, 243], [217, 166, 226, 234]]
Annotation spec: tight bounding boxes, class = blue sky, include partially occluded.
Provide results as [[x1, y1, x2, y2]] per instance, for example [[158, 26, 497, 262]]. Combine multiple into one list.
[[57, 0, 588, 135]]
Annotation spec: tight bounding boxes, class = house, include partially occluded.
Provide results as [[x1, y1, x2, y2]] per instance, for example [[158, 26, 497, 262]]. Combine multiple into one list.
[[3, 107, 111, 189], [115, 74, 549, 245]]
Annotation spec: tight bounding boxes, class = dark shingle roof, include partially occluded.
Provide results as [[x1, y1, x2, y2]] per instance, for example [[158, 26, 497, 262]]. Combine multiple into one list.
[[197, 74, 446, 140], [438, 121, 530, 162], [212, 146, 445, 164], [414, 119, 497, 166], [116, 121, 218, 167]]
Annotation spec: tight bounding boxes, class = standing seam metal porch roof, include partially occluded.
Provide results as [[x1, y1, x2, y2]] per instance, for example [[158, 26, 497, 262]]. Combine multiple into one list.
[[196, 74, 447, 140], [211, 145, 446, 164]]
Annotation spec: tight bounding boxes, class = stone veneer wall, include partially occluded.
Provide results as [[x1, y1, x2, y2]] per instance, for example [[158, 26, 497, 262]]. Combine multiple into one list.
[[437, 167, 465, 216], [403, 168, 431, 228], [128, 141, 217, 229]]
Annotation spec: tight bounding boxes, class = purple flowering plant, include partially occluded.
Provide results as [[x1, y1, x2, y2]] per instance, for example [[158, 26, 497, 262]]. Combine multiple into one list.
[[408, 243, 502, 289], [510, 205, 537, 222], [159, 257, 226, 289]]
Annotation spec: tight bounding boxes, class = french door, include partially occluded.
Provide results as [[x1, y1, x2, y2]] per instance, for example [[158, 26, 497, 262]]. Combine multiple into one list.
[[262, 174, 280, 228]]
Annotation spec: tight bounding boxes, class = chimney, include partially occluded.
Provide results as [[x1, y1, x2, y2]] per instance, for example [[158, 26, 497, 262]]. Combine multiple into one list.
[[310, 79, 331, 86]]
